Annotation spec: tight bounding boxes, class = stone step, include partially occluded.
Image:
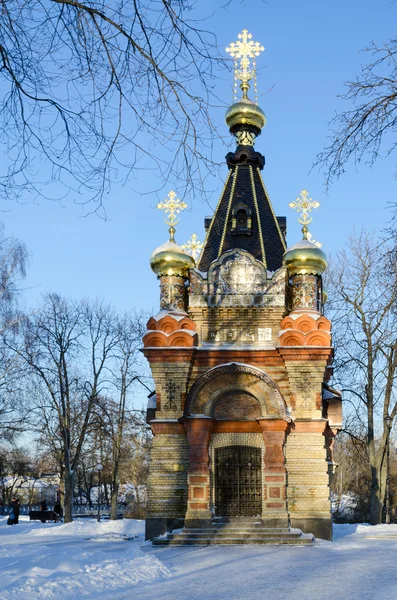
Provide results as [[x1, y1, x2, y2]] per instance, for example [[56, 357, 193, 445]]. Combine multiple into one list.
[[153, 536, 314, 546], [184, 527, 294, 533], [152, 526, 315, 546], [185, 527, 292, 534], [168, 532, 303, 540], [212, 515, 261, 523]]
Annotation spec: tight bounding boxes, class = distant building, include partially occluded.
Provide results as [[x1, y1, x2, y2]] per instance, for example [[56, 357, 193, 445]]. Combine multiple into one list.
[[1, 474, 59, 504], [143, 30, 342, 542]]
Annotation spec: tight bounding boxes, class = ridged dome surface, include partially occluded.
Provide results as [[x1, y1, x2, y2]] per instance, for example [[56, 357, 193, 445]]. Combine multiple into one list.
[[150, 241, 195, 277], [283, 239, 327, 275]]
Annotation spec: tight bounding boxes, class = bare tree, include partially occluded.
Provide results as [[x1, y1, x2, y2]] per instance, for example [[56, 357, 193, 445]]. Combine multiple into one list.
[[328, 230, 397, 524], [331, 431, 371, 522], [316, 38, 397, 188], [0, 446, 31, 503], [8, 294, 121, 522], [0, 223, 28, 441], [108, 313, 148, 519], [0, 0, 226, 214]]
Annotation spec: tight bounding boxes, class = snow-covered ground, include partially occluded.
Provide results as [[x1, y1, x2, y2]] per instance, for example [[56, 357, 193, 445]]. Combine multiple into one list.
[[1, 517, 397, 599]]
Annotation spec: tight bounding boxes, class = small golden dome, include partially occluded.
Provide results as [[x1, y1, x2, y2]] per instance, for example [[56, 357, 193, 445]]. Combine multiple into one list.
[[283, 238, 328, 275], [150, 240, 195, 277], [322, 286, 328, 303], [225, 99, 266, 132]]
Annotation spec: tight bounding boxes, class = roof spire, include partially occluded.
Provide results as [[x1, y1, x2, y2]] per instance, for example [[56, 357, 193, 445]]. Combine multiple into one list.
[[198, 33, 286, 273]]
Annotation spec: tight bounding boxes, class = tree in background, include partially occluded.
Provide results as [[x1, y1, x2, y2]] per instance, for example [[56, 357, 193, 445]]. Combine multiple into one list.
[[0, 223, 28, 441], [8, 294, 121, 522], [108, 313, 148, 519], [0, 446, 31, 503], [328, 230, 397, 524], [316, 38, 397, 188], [76, 397, 150, 517], [331, 431, 371, 522], [122, 417, 151, 518], [9, 296, 149, 520], [0, 0, 226, 214]]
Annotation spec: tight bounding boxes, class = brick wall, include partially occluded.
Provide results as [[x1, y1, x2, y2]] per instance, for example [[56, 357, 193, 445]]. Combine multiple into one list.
[[146, 433, 189, 519]]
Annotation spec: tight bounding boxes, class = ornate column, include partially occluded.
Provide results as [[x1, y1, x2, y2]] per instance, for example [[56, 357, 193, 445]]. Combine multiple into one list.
[[183, 417, 214, 527], [258, 419, 289, 527], [159, 274, 187, 311], [290, 273, 322, 312]]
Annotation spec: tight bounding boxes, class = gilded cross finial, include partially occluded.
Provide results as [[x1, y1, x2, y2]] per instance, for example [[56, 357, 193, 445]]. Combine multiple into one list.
[[182, 234, 204, 261], [226, 30, 264, 101], [289, 190, 320, 239], [157, 190, 188, 242]]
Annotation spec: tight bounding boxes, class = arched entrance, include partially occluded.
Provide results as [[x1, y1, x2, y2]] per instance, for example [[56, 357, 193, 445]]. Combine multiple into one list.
[[184, 362, 289, 419], [183, 363, 290, 527], [215, 445, 262, 517]]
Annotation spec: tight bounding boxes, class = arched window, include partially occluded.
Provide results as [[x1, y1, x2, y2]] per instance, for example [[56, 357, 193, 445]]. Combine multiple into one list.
[[232, 203, 252, 235]]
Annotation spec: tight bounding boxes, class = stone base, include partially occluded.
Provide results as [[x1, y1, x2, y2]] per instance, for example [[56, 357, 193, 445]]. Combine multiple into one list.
[[290, 517, 332, 541], [145, 517, 185, 541], [185, 518, 213, 529], [261, 516, 289, 528]]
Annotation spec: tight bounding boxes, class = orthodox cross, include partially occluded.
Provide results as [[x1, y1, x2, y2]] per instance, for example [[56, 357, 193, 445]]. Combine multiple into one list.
[[296, 377, 313, 411], [289, 190, 320, 226], [182, 233, 204, 261], [157, 190, 188, 241], [296, 378, 311, 396], [226, 30, 264, 101], [164, 379, 178, 412]]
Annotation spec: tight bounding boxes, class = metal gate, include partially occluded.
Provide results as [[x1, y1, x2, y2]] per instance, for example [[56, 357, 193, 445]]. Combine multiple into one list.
[[215, 446, 262, 517]]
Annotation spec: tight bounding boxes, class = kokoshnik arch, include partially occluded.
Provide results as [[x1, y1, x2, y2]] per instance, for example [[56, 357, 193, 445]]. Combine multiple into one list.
[[142, 30, 342, 542]]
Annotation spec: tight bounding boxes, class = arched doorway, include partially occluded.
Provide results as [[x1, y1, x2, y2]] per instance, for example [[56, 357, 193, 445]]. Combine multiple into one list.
[[215, 446, 262, 517], [183, 363, 290, 526]]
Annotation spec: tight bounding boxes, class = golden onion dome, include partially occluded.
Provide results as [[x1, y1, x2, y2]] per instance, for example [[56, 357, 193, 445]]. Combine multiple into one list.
[[225, 98, 266, 132], [322, 286, 328, 303], [283, 238, 328, 276], [150, 240, 195, 277]]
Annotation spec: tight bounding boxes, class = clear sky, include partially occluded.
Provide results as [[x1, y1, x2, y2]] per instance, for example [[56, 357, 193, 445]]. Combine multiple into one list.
[[3, 0, 396, 320]]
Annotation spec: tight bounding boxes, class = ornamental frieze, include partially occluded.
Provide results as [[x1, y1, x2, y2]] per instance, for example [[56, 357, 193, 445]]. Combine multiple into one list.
[[188, 249, 287, 308], [204, 326, 272, 345]]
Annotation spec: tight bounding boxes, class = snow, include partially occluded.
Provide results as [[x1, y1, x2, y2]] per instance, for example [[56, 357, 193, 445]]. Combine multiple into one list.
[[0, 517, 171, 599], [151, 309, 187, 321], [1, 519, 397, 599]]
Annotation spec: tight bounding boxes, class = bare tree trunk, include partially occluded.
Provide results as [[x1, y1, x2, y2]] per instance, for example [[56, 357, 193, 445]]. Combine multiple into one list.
[[64, 469, 74, 523], [369, 466, 382, 525], [110, 465, 119, 520], [368, 400, 382, 524], [63, 436, 74, 523]]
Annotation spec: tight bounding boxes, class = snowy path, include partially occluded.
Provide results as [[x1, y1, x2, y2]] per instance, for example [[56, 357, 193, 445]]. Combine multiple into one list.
[[0, 518, 396, 599]]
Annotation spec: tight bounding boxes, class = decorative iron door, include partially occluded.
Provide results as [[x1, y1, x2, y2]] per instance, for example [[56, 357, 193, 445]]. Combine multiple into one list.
[[215, 446, 262, 517]]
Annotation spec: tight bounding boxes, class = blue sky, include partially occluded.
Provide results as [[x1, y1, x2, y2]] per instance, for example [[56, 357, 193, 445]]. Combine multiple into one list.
[[3, 0, 397, 321]]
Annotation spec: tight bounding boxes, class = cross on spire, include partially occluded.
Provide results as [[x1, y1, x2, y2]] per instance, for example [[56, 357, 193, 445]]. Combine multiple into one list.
[[289, 190, 320, 227], [156, 190, 188, 242], [226, 30, 264, 100], [182, 234, 204, 261]]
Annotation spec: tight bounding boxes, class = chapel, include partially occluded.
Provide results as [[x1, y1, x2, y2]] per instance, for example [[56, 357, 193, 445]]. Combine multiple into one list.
[[143, 30, 342, 543]]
